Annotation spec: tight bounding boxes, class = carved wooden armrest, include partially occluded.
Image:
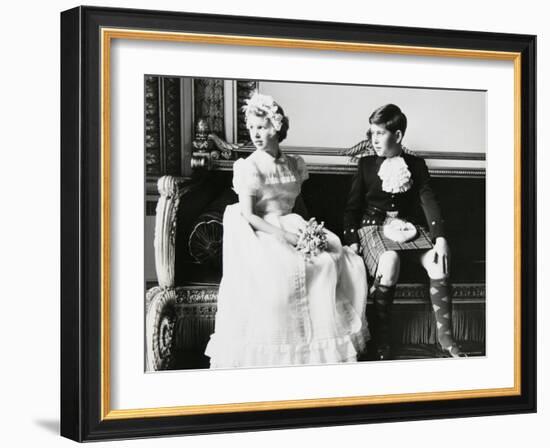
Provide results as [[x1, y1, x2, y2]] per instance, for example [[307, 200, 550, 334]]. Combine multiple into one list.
[[154, 175, 185, 289], [145, 287, 177, 371], [154, 173, 225, 288]]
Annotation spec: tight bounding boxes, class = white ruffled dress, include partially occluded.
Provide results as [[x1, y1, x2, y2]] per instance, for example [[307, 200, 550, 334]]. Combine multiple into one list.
[[204, 149, 369, 369]]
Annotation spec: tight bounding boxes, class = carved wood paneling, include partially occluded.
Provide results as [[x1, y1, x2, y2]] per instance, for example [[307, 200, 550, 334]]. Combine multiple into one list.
[[164, 77, 182, 175], [194, 79, 224, 136], [145, 76, 182, 176], [236, 80, 258, 143], [145, 76, 161, 175]]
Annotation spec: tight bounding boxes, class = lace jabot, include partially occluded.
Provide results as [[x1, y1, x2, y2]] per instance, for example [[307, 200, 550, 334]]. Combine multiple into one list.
[[377, 156, 413, 193]]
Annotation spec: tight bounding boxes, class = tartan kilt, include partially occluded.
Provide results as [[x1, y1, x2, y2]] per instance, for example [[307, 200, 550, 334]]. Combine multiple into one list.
[[358, 225, 433, 277]]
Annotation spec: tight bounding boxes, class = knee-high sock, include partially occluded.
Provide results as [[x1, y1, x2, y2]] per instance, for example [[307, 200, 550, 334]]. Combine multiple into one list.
[[370, 282, 396, 348], [429, 278, 455, 349]]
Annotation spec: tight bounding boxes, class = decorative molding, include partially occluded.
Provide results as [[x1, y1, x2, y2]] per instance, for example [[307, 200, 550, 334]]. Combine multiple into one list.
[[393, 283, 486, 304], [210, 159, 486, 178], [428, 169, 486, 178], [162, 283, 486, 311], [235, 143, 486, 161], [175, 287, 219, 303], [414, 151, 485, 161], [450, 283, 486, 300], [175, 303, 218, 318]]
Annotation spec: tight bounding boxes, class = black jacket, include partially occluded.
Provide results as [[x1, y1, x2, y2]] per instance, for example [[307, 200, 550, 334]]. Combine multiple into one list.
[[343, 152, 445, 245]]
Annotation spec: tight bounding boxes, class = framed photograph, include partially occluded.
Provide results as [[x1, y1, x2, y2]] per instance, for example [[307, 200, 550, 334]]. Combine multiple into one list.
[[61, 5, 536, 442]]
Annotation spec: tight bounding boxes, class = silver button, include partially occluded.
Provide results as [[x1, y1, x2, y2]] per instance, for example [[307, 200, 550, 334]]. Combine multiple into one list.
[[432, 221, 436, 225], [351, 229, 355, 233]]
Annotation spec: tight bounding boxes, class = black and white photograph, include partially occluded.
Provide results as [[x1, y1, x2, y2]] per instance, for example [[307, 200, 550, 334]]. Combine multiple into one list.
[[144, 77, 486, 372]]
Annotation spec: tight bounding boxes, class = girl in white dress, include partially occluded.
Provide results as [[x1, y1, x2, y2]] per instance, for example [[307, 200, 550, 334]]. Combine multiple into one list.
[[205, 93, 369, 368]]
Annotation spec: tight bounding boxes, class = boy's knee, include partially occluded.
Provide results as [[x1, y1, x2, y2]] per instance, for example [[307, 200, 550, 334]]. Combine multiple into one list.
[[424, 263, 449, 280], [376, 251, 400, 285], [428, 271, 449, 281], [379, 251, 400, 268]]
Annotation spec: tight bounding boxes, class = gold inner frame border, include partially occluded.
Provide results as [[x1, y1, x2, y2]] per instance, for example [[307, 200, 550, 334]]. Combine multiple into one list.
[[100, 27, 522, 421]]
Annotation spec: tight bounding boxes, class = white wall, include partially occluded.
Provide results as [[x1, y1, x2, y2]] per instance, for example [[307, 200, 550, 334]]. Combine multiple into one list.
[[2, 1, 546, 448], [260, 81, 486, 152]]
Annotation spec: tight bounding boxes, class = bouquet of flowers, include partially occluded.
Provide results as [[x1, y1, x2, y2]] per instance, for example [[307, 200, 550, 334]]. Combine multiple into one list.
[[296, 218, 329, 261]]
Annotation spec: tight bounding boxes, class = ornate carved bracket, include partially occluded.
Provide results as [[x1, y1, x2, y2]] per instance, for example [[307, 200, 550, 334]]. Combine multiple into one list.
[[154, 176, 184, 288]]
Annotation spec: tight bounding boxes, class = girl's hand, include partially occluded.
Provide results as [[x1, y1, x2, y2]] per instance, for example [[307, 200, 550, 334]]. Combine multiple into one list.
[[282, 231, 299, 246], [433, 237, 451, 275]]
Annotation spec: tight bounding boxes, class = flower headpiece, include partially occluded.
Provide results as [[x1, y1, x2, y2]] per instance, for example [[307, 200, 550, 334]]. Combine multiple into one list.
[[242, 92, 285, 132]]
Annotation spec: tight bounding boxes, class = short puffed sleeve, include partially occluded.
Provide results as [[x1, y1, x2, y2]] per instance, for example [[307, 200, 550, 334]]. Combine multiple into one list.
[[294, 155, 309, 183], [232, 158, 262, 196]]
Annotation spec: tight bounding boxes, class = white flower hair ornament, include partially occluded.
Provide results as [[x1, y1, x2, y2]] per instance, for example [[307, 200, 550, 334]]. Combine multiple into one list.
[[242, 92, 285, 132]]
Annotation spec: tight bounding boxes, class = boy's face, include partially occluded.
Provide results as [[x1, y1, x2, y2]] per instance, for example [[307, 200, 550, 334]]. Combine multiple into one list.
[[370, 123, 402, 158]]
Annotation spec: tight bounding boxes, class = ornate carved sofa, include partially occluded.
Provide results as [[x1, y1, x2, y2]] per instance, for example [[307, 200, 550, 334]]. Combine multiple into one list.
[[146, 160, 486, 371]]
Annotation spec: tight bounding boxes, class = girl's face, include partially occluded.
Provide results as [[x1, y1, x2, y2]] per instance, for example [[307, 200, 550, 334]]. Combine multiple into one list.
[[247, 115, 279, 152], [370, 123, 402, 157]]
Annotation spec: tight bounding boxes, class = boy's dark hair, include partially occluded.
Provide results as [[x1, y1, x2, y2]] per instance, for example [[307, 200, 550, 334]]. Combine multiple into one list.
[[368, 104, 408, 136]]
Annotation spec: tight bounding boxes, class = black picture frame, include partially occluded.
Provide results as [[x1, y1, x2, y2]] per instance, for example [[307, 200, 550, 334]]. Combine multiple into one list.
[[61, 5, 536, 442]]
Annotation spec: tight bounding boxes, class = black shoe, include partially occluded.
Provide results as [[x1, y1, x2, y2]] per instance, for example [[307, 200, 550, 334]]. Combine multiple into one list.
[[376, 344, 393, 361], [438, 342, 467, 358]]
